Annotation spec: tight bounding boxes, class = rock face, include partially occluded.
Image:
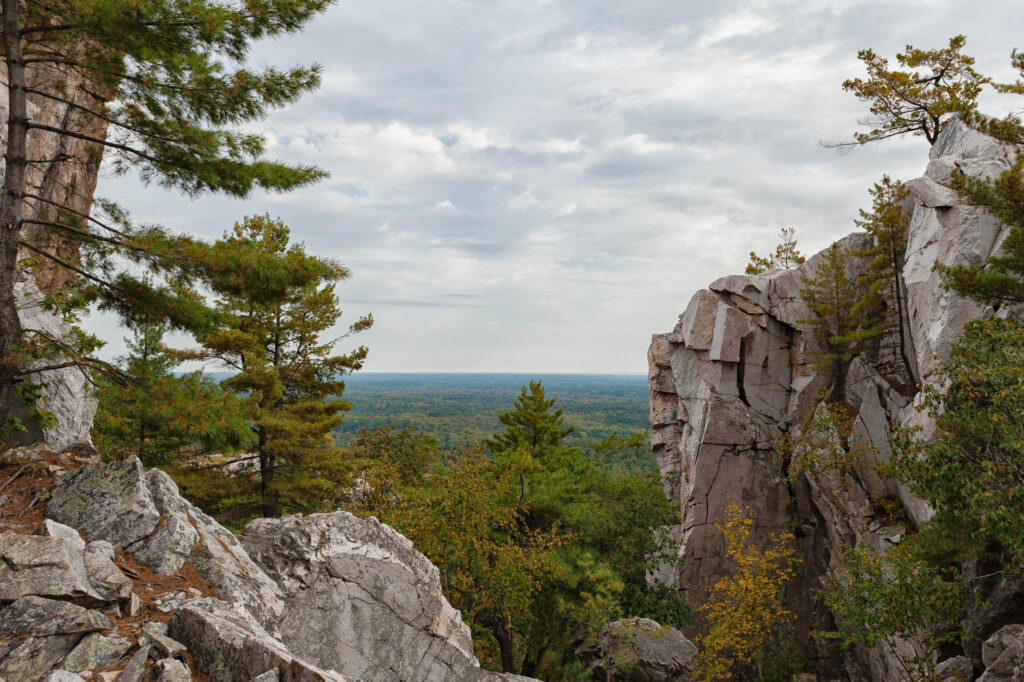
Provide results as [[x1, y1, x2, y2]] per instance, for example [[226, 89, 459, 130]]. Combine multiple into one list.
[[648, 117, 1020, 678], [241, 512, 479, 682], [0, 59, 106, 451], [47, 456, 286, 631], [575, 618, 698, 682], [0, 452, 538, 682]]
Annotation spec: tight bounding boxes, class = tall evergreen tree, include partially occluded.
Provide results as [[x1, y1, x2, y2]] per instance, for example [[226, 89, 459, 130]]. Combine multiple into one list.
[[193, 215, 371, 517], [851, 176, 916, 387], [0, 0, 332, 429], [483, 380, 575, 460], [800, 243, 866, 401], [93, 319, 252, 465]]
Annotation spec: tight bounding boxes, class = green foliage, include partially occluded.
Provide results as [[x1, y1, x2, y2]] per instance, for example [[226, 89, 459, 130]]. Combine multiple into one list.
[[837, 35, 989, 147], [851, 176, 916, 388], [941, 158, 1024, 307], [694, 500, 801, 682], [785, 402, 859, 482], [799, 243, 867, 401], [16, 0, 329, 197], [887, 318, 1024, 563], [348, 382, 685, 678], [0, 0, 333, 429], [93, 319, 252, 466], [188, 215, 371, 518], [745, 227, 806, 275], [347, 425, 439, 486], [332, 374, 655, 470], [818, 543, 966, 682]]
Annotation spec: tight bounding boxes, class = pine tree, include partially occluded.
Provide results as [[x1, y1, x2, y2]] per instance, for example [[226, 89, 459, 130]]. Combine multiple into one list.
[[745, 227, 806, 275], [832, 35, 989, 148], [800, 243, 865, 401], [851, 176, 916, 388], [193, 215, 372, 517], [941, 159, 1024, 306], [483, 380, 575, 459], [0, 0, 332, 430], [93, 319, 252, 465]]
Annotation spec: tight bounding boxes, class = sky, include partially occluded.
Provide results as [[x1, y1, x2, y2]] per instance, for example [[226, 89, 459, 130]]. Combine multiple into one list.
[[94, 0, 1024, 374]]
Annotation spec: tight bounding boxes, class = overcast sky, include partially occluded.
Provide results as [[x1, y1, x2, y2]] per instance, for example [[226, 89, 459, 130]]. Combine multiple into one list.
[[95, 0, 1024, 374]]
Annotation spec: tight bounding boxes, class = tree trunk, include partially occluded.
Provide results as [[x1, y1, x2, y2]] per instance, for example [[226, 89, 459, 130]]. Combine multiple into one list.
[[491, 615, 516, 674], [0, 0, 27, 429], [258, 428, 277, 516]]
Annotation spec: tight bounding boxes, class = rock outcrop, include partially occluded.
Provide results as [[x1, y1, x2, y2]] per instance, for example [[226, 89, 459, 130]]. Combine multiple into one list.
[[0, 449, 539, 681], [575, 618, 698, 682], [241, 512, 478, 682], [648, 116, 1020, 679]]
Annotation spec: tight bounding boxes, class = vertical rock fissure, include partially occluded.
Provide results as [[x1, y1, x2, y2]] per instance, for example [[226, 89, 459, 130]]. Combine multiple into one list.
[[736, 337, 748, 406]]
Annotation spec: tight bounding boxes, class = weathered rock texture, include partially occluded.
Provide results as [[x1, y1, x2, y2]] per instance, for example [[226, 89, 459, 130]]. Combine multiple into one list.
[[0, 59, 104, 450], [648, 117, 1019, 679], [0, 452, 537, 681], [241, 512, 481, 682], [575, 617, 698, 682]]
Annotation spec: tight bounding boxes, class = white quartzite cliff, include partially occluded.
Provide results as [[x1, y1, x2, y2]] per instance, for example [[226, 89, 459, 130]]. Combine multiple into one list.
[[649, 117, 1018, 680]]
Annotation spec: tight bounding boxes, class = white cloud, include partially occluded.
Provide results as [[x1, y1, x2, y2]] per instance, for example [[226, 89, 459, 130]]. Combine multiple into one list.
[[94, 0, 1024, 372]]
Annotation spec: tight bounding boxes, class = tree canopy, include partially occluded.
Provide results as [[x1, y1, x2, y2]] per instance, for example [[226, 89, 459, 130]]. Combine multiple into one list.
[[834, 35, 988, 148], [0, 0, 333, 433]]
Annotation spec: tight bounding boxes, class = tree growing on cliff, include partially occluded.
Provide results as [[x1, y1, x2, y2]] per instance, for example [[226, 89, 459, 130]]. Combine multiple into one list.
[[799, 243, 868, 401], [851, 176, 916, 388], [694, 500, 800, 682], [93, 318, 252, 465], [819, 542, 965, 681], [188, 216, 371, 517], [745, 227, 806, 275], [0, 0, 332, 431], [830, 35, 988, 148]]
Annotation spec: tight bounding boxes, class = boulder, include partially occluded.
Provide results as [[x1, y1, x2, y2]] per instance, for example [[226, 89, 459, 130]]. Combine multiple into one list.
[[47, 457, 285, 630], [35, 519, 86, 550], [167, 598, 348, 682], [983, 624, 1024, 669], [151, 659, 191, 682], [241, 512, 479, 682], [979, 628, 1024, 681], [0, 596, 111, 681], [935, 655, 974, 682], [115, 645, 151, 682], [43, 672, 87, 682], [62, 633, 131, 673], [575, 618, 697, 682], [0, 532, 131, 606]]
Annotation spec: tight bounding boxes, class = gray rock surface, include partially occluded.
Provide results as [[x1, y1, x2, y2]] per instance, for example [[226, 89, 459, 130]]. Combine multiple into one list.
[[115, 646, 151, 682], [47, 457, 285, 631], [152, 659, 191, 682], [647, 116, 1019, 679], [935, 655, 974, 682], [0, 532, 131, 605], [575, 617, 697, 682], [0, 596, 111, 681], [984, 625, 1024, 669], [43, 672, 87, 682], [167, 597, 348, 682], [62, 633, 131, 673], [241, 511, 479, 682], [35, 518, 86, 550], [979, 628, 1024, 681]]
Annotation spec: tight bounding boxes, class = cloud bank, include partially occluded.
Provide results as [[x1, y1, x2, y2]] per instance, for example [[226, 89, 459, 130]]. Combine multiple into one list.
[[97, 0, 1024, 373]]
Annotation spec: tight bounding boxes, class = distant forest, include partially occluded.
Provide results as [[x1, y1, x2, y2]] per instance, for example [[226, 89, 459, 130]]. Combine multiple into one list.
[[332, 373, 654, 468]]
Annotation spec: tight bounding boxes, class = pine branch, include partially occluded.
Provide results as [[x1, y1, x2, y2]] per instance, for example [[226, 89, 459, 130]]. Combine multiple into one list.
[[22, 192, 129, 237], [18, 240, 119, 291], [21, 218, 130, 248], [25, 122, 159, 164]]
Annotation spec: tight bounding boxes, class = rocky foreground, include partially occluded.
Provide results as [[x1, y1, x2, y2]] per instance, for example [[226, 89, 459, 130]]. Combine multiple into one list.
[[0, 445, 543, 682]]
